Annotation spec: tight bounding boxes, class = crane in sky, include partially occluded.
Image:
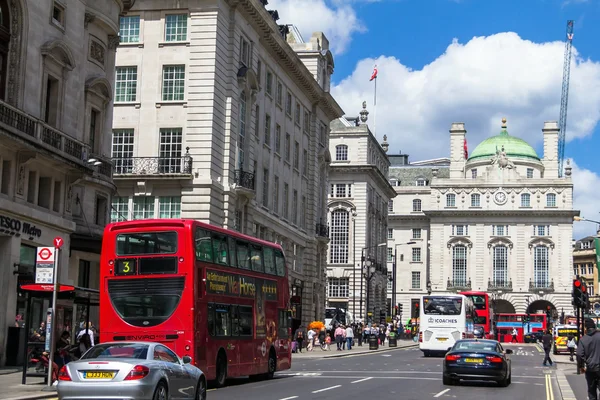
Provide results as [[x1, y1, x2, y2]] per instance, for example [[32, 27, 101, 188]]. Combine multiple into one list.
[[558, 20, 574, 178]]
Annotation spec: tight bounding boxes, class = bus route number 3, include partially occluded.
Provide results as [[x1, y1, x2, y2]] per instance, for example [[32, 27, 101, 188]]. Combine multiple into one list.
[[116, 259, 137, 275]]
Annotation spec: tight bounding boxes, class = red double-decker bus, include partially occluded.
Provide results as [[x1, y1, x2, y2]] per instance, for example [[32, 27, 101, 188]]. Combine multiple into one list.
[[460, 291, 492, 336], [99, 219, 292, 387]]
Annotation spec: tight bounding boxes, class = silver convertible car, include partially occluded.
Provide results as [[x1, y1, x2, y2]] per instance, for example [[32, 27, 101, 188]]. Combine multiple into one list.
[[57, 342, 206, 400]]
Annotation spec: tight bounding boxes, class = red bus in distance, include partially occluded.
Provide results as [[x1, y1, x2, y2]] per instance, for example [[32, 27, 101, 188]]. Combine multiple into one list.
[[459, 291, 492, 337], [99, 219, 292, 387]]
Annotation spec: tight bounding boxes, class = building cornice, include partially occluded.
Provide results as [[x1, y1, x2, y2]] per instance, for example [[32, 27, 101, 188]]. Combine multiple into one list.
[[330, 164, 396, 198], [388, 213, 430, 221], [235, 0, 344, 120], [423, 209, 580, 218], [431, 181, 573, 189]]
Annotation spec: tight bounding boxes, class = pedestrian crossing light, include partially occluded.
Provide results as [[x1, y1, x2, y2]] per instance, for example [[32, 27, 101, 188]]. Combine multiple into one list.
[[398, 303, 403, 314]]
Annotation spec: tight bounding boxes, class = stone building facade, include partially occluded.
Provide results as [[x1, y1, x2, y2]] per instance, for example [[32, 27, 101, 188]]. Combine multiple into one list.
[[388, 119, 578, 323], [325, 104, 396, 323], [112, 0, 343, 329], [573, 233, 599, 306], [0, 0, 131, 366]]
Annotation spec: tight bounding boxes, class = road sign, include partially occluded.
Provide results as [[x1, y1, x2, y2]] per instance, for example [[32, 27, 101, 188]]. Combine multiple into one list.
[[53, 237, 64, 249], [35, 247, 56, 284], [594, 303, 600, 316], [36, 247, 55, 262]]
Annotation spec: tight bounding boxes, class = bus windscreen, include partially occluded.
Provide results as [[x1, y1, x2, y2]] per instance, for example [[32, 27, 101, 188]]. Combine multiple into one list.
[[423, 296, 462, 315], [117, 232, 178, 255]]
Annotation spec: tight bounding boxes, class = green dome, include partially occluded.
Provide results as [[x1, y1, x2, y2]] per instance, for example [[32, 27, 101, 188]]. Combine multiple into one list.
[[468, 120, 540, 162]]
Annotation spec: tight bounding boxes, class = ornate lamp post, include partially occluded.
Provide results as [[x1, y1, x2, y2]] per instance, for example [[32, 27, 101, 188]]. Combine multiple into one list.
[[364, 263, 377, 323]]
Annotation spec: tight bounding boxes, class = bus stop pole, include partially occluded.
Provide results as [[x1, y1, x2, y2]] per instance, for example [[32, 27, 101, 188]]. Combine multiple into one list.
[[576, 302, 581, 375], [46, 248, 60, 386]]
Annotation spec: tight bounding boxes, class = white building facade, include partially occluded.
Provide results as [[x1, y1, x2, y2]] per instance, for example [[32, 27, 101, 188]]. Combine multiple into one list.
[[112, 0, 343, 329], [0, 0, 130, 366], [389, 119, 578, 323], [325, 104, 396, 324]]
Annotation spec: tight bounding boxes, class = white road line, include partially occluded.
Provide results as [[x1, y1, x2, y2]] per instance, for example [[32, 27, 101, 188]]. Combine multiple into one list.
[[351, 377, 373, 383], [312, 385, 342, 393], [434, 388, 450, 398], [279, 397, 299, 400]]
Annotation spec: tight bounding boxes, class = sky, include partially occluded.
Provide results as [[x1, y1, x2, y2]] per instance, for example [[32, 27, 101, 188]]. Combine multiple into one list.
[[269, 0, 600, 239]]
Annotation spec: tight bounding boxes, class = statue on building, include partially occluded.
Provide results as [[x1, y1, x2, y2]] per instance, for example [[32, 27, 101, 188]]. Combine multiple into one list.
[[490, 145, 515, 169]]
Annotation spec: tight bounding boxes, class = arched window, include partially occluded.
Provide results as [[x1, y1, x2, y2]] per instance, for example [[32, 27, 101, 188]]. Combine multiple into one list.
[[446, 193, 456, 207], [0, 0, 10, 100], [452, 245, 467, 286], [533, 246, 549, 288], [335, 144, 348, 161], [520, 193, 531, 207], [546, 193, 556, 207], [470, 193, 480, 207], [329, 210, 349, 263], [237, 91, 247, 170], [412, 199, 421, 212], [492, 245, 508, 286]]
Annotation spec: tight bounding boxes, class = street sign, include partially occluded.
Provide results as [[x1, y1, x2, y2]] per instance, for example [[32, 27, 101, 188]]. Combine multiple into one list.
[[594, 302, 600, 316], [35, 247, 55, 284], [53, 236, 64, 249]]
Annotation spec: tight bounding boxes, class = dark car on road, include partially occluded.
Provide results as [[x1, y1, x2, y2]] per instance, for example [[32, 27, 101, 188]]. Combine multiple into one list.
[[524, 331, 544, 343], [443, 339, 512, 387]]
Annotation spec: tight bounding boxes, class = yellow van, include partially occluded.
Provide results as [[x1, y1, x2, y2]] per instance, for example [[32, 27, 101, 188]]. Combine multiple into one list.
[[553, 324, 578, 354]]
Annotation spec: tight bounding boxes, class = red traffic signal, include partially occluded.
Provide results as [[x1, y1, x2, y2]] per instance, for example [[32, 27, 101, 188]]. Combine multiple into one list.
[[574, 280, 582, 287]]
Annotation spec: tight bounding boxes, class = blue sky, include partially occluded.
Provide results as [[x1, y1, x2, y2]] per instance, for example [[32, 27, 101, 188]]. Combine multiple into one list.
[[272, 0, 600, 237]]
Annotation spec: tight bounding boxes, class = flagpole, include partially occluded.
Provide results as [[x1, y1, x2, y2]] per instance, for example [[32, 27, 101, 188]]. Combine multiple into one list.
[[373, 76, 377, 138]]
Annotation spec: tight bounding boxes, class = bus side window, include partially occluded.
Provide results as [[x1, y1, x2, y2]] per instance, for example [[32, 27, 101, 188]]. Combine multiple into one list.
[[236, 241, 250, 270], [263, 247, 276, 275], [250, 245, 263, 272], [231, 306, 240, 336], [275, 250, 285, 277], [238, 306, 253, 336], [195, 228, 213, 262], [215, 304, 231, 337], [212, 234, 228, 265], [227, 237, 237, 268], [207, 303, 215, 336]]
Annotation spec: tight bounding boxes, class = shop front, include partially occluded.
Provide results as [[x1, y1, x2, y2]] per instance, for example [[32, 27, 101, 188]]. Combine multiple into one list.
[[291, 280, 303, 333]]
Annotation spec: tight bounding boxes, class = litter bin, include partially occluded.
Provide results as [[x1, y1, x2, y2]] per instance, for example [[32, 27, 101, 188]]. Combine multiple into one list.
[[368, 334, 379, 350], [388, 332, 397, 347]]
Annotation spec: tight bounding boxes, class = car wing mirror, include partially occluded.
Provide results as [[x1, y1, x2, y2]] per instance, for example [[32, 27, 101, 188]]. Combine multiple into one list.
[[182, 355, 192, 364], [505, 349, 513, 354]]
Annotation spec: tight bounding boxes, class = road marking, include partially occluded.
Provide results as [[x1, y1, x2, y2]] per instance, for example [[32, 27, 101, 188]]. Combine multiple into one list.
[[434, 388, 450, 398], [545, 373, 555, 400], [312, 384, 341, 393], [381, 354, 392, 357], [279, 397, 299, 400], [351, 377, 373, 383]]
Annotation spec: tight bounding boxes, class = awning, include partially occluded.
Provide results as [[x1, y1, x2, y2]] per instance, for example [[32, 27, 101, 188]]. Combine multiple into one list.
[[19, 283, 99, 305]]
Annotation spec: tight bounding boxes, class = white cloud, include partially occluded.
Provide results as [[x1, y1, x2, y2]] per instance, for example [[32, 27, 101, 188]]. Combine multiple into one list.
[[266, 0, 366, 54], [332, 32, 600, 163], [571, 160, 600, 239]]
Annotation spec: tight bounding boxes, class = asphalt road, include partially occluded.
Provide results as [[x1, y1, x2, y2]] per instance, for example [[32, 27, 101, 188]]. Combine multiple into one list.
[[207, 344, 561, 400]]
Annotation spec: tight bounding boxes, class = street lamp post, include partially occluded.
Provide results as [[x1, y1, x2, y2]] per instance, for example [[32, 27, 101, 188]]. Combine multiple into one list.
[[361, 243, 386, 323], [365, 263, 377, 323]]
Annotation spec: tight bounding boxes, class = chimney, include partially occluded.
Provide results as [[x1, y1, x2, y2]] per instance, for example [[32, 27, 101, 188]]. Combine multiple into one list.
[[449, 122, 466, 178], [542, 121, 559, 178]]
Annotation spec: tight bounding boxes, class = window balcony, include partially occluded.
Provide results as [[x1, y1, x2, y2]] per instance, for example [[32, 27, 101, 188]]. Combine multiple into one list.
[[529, 279, 554, 293], [233, 169, 255, 198], [112, 149, 193, 179], [487, 279, 513, 292], [447, 278, 471, 291], [0, 100, 111, 179], [315, 223, 329, 238]]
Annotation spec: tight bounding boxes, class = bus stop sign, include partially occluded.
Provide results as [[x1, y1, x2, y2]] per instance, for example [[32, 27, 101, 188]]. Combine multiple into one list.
[[594, 302, 600, 316]]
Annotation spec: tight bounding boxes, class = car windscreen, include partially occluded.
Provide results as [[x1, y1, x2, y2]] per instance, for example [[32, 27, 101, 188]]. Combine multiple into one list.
[[453, 342, 497, 352], [423, 296, 462, 315], [82, 343, 149, 360]]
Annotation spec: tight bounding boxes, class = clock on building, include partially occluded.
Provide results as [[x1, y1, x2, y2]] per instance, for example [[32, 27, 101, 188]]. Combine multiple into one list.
[[494, 190, 507, 205]]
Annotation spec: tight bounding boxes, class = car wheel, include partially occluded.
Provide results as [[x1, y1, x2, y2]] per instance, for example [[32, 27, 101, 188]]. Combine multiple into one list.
[[215, 354, 227, 388], [442, 375, 454, 385], [152, 382, 168, 400], [498, 374, 510, 387], [195, 378, 206, 400]]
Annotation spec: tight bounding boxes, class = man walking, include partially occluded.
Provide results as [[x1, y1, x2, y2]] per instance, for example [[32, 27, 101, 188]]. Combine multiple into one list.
[[345, 324, 354, 350], [577, 318, 600, 400], [511, 328, 518, 343], [541, 328, 553, 367]]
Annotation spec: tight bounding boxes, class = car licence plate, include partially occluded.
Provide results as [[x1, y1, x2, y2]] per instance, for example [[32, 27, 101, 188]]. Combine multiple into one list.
[[465, 358, 483, 363], [437, 337, 448, 341], [84, 371, 115, 379]]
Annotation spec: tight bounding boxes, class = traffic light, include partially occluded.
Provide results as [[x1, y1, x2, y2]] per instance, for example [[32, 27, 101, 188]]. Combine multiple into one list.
[[582, 281, 591, 310], [524, 313, 530, 323], [411, 299, 420, 318], [546, 306, 551, 321], [398, 303, 403, 315], [573, 278, 583, 307]]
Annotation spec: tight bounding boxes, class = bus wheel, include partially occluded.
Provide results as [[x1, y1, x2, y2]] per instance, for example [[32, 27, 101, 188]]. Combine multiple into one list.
[[215, 354, 227, 388], [266, 351, 276, 379]]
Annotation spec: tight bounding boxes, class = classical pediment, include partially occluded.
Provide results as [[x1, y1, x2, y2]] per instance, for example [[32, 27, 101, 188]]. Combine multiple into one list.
[[488, 237, 514, 250], [447, 237, 473, 249], [528, 237, 555, 250]]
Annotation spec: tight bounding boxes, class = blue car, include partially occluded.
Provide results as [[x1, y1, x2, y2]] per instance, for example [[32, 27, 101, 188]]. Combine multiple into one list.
[[443, 339, 513, 387]]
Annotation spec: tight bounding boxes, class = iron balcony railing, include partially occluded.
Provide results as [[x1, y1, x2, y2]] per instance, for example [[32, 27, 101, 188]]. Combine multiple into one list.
[[315, 223, 329, 238], [234, 169, 255, 191], [488, 279, 513, 291], [447, 278, 472, 291], [112, 148, 193, 176], [529, 279, 554, 292], [0, 100, 111, 178]]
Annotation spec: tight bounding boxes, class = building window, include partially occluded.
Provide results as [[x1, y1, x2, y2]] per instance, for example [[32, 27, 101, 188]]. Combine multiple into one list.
[[412, 248, 421, 262], [266, 71, 273, 96], [256, 60, 262, 84], [239, 36, 250, 67], [133, 196, 154, 219], [411, 272, 421, 289], [527, 168, 534, 178], [89, 109, 99, 153], [493, 225, 508, 236], [302, 150, 308, 176], [590, 264, 595, 275], [521, 193, 531, 207], [52, 1, 65, 27], [387, 228, 393, 239], [330, 210, 349, 263], [111, 129, 134, 173], [111, 197, 129, 221], [301, 196, 306, 229], [452, 225, 468, 236], [493, 245, 508, 286], [573, 265, 578, 276], [262, 168, 269, 208], [327, 277, 349, 297], [276, 81, 283, 106], [264, 114, 271, 146], [471, 193, 480, 207], [159, 128, 183, 173], [159, 196, 181, 218], [534, 225, 550, 236], [412, 228, 421, 239], [446, 193, 456, 207], [273, 176, 279, 214], [238, 92, 247, 170], [452, 245, 468, 286], [387, 248, 393, 261], [533, 246, 549, 288], [94, 196, 108, 225], [295, 102, 301, 125], [331, 184, 351, 198], [335, 145, 348, 161], [286, 92, 292, 116], [546, 193, 556, 207], [388, 200, 394, 213], [320, 123, 327, 146], [416, 178, 426, 186], [303, 111, 310, 132], [412, 199, 421, 212], [274, 124, 281, 154], [284, 133, 291, 161], [115, 66, 137, 102], [162, 65, 185, 101], [293, 141, 300, 170], [119, 16, 140, 43], [283, 183, 289, 219], [582, 241, 591, 249], [292, 190, 298, 225], [165, 14, 187, 41], [471, 169, 477, 179]]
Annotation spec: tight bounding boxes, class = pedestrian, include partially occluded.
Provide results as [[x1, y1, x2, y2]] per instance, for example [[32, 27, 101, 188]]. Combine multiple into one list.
[[511, 327, 518, 343], [567, 333, 577, 362], [541, 328, 553, 367], [307, 329, 315, 351], [577, 318, 600, 400], [318, 327, 328, 351], [295, 326, 305, 353], [345, 324, 354, 350], [335, 325, 345, 351]]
